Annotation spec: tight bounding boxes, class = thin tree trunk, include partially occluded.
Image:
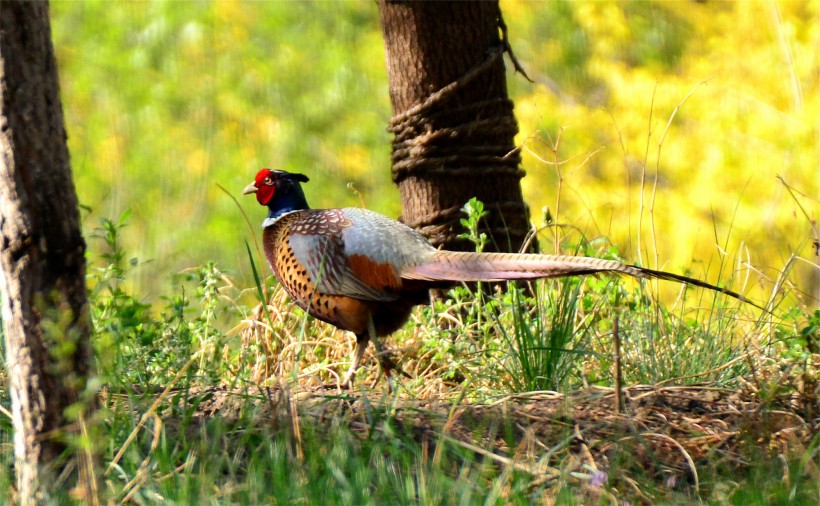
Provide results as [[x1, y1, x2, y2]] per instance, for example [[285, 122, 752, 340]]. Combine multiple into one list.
[[378, 0, 531, 253], [0, 1, 97, 503]]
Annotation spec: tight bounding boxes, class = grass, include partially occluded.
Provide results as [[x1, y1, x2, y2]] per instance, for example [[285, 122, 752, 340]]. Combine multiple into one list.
[[2, 208, 817, 504]]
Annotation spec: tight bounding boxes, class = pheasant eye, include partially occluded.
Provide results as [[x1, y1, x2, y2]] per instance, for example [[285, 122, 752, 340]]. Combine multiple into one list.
[[263, 177, 273, 185]]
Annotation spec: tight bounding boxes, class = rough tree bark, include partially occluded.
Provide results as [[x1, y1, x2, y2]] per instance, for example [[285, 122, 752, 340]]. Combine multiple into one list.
[[378, 0, 531, 253], [0, 1, 97, 503]]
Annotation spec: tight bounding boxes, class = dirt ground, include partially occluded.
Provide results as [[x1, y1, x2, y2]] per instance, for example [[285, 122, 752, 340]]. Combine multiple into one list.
[[156, 379, 818, 499]]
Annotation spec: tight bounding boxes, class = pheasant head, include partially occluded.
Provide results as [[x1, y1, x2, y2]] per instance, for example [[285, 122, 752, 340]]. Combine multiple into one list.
[[243, 169, 311, 223]]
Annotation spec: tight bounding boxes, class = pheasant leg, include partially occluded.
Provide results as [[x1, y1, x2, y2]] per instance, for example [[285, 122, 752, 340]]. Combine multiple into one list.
[[367, 317, 411, 387], [341, 333, 369, 388], [341, 317, 410, 390]]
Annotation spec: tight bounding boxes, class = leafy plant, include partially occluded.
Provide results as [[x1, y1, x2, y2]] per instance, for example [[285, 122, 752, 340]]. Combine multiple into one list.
[[459, 197, 490, 254], [88, 212, 237, 387]]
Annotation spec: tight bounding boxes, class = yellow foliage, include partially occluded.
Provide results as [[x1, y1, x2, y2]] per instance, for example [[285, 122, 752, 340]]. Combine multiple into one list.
[[337, 144, 372, 178], [186, 148, 210, 176], [95, 133, 124, 182], [48, 0, 815, 304], [505, 0, 818, 304]]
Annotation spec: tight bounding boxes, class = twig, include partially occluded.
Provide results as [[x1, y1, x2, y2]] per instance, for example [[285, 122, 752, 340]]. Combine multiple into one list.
[[118, 412, 162, 504], [442, 435, 561, 480], [655, 348, 759, 387], [106, 355, 197, 476], [613, 315, 624, 414], [619, 432, 700, 494]]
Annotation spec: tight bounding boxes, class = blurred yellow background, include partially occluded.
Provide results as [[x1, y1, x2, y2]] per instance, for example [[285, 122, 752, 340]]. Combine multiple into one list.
[[51, 0, 818, 305]]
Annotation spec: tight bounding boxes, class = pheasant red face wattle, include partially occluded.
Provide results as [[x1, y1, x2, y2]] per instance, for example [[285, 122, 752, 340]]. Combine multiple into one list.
[[242, 168, 277, 205], [259, 168, 279, 205]]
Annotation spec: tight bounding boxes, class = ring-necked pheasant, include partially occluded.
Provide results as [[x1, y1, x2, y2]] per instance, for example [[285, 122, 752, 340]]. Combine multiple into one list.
[[244, 168, 754, 387]]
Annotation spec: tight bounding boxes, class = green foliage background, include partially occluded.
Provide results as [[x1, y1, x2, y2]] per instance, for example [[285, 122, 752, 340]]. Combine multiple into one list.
[[51, 0, 817, 302]]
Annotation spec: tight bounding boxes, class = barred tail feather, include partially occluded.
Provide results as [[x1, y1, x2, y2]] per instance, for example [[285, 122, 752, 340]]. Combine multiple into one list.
[[401, 251, 645, 282], [401, 251, 761, 309]]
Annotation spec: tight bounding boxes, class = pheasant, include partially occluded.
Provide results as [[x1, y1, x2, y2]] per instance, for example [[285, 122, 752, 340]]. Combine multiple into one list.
[[244, 168, 754, 387]]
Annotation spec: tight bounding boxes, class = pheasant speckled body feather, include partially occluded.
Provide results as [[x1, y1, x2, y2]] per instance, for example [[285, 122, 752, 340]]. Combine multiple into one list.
[[244, 168, 757, 387], [261, 207, 434, 338]]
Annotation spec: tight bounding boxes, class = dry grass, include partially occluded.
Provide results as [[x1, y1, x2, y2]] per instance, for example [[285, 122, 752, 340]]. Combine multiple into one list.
[[217, 280, 820, 501], [132, 377, 817, 502]]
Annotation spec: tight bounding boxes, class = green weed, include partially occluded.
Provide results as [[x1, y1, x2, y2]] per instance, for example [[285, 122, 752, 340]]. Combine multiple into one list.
[[1, 209, 817, 504]]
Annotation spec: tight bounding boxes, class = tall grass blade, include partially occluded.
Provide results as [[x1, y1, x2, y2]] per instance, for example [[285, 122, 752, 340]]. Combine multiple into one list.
[[246, 241, 274, 328]]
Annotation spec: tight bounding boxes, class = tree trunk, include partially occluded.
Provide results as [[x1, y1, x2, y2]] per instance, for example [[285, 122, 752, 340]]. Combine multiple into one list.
[[0, 1, 98, 503], [378, 0, 531, 253]]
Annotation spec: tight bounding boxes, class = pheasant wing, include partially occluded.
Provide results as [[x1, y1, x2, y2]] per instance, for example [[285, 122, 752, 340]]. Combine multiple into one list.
[[287, 231, 398, 302]]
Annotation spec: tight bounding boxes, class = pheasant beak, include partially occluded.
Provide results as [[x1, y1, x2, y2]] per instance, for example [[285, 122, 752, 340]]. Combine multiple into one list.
[[242, 182, 258, 195]]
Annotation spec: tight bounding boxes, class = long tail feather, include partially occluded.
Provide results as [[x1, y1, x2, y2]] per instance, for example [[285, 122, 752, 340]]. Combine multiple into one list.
[[402, 251, 762, 309], [403, 251, 644, 281], [629, 265, 761, 309]]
